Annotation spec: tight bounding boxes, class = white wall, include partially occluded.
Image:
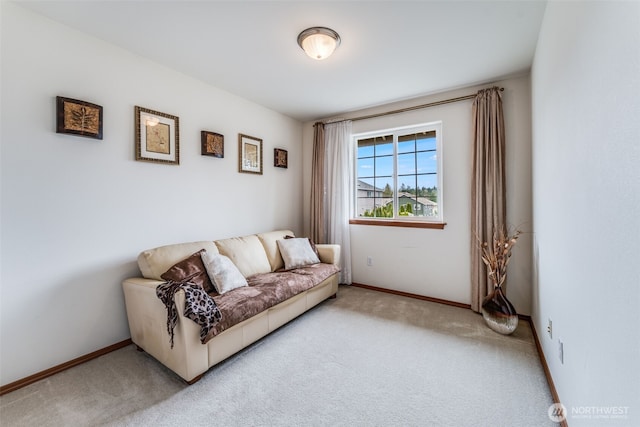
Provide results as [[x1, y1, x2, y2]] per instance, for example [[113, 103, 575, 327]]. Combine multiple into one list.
[[0, 3, 303, 386], [531, 1, 640, 424], [303, 75, 533, 313]]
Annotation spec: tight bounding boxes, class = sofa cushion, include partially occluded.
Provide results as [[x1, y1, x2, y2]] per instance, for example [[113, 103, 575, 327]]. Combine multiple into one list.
[[215, 234, 272, 278], [160, 250, 216, 294], [201, 252, 248, 294], [277, 237, 321, 270], [257, 230, 294, 272], [205, 263, 340, 342], [137, 241, 219, 280]]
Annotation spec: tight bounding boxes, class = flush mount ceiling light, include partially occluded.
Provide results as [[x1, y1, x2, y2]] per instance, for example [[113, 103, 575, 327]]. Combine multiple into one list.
[[297, 27, 341, 60]]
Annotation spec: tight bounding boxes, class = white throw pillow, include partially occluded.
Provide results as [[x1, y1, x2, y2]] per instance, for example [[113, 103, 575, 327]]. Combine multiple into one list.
[[277, 238, 321, 270], [201, 251, 248, 294]]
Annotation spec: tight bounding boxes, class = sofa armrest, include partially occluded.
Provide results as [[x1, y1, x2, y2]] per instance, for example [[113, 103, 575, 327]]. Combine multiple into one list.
[[315, 244, 340, 266], [124, 277, 164, 288], [122, 277, 209, 382]]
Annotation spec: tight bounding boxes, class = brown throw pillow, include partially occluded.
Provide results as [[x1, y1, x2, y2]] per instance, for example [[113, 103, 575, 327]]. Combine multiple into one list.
[[284, 235, 320, 258], [161, 250, 217, 295]]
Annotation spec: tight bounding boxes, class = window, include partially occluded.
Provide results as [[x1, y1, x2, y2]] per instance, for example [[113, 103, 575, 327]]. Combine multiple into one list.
[[354, 122, 443, 224]]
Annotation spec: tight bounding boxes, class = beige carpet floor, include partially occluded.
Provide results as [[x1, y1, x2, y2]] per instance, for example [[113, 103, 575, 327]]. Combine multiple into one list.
[[0, 285, 556, 426]]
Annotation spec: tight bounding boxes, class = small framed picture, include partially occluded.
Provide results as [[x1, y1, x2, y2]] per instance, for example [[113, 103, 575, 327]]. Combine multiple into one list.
[[201, 131, 224, 158], [135, 106, 179, 165], [56, 96, 103, 140], [274, 148, 288, 169], [238, 133, 263, 175]]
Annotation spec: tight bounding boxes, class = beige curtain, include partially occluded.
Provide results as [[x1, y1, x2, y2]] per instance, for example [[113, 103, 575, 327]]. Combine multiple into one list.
[[471, 87, 506, 312], [310, 122, 325, 244]]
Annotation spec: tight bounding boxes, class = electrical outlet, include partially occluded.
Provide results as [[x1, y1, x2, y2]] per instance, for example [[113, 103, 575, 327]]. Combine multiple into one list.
[[366, 256, 373, 267], [558, 339, 564, 364], [547, 319, 553, 339]]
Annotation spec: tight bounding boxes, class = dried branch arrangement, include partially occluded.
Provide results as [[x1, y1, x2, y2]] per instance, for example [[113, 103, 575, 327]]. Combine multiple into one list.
[[478, 227, 522, 288]]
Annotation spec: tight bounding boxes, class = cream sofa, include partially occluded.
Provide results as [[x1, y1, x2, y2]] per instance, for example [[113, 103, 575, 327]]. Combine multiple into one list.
[[122, 230, 340, 383]]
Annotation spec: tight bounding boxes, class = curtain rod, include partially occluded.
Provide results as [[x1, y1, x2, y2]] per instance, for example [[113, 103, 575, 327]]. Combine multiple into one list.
[[319, 87, 504, 124]]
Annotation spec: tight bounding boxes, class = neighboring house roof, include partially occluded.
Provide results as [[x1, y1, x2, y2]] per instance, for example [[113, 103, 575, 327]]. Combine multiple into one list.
[[396, 193, 438, 206], [357, 180, 383, 192]]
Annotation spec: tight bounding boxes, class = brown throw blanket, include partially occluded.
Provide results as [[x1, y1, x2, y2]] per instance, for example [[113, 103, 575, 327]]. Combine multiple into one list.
[[156, 281, 222, 348]]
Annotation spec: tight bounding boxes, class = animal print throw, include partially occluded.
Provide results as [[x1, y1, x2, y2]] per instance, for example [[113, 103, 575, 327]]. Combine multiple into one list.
[[156, 281, 222, 348]]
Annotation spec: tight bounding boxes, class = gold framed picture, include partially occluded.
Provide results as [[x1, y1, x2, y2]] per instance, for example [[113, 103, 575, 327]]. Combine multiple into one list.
[[135, 106, 179, 165], [56, 96, 103, 140], [201, 131, 224, 158], [238, 133, 262, 175], [274, 148, 288, 169]]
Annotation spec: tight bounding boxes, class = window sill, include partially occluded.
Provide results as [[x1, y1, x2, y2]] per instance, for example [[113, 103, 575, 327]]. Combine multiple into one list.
[[349, 219, 446, 229]]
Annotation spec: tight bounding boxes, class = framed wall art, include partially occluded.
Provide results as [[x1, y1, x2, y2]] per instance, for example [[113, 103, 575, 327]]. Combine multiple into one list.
[[274, 148, 288, 169], [238, 133, 263, 175], [135, 106, 179, 165], [56, 96, 103, 140], [201, 131, 224, 158]]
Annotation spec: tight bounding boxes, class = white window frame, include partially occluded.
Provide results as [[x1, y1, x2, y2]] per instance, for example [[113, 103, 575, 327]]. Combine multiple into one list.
[[352, 121, 444, 224]]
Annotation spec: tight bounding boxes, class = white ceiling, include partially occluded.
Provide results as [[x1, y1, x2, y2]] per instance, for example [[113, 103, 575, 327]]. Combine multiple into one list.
[[17, 1, 547, 122]]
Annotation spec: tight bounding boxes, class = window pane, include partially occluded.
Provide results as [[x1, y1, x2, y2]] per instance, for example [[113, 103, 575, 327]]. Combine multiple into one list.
[[418, 174, 438, 217], [417, 174, 437, 192], [398, 152, 416, 175], [398, 138, 415, 154], [357, 157, 374, 178], [375, 177, 393, 217], [375, 177, 393, 196], [398, 175, 417, 195], [356, 178, 376, 217], [357, 198, 376, 217], [357, 177, 375, 191], [417, 151, 437, 174], [398, 193, 418, 217], [375, 136, 393, 156], [413, 197, 437, 217], [357, 199, 370, 217], [416, 132, 437, 151], [413, 174, 437, 217], [357, 142, 374, 158], [375, 155, 393, 176]]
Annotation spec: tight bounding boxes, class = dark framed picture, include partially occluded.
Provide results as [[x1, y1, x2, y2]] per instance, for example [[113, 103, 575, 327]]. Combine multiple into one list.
[[56, 96, 103, 140], [238, 133, 263, 175], [201, 131, 224, 158], [135, 106, 180, 165], [274, 148, 288, 169]]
